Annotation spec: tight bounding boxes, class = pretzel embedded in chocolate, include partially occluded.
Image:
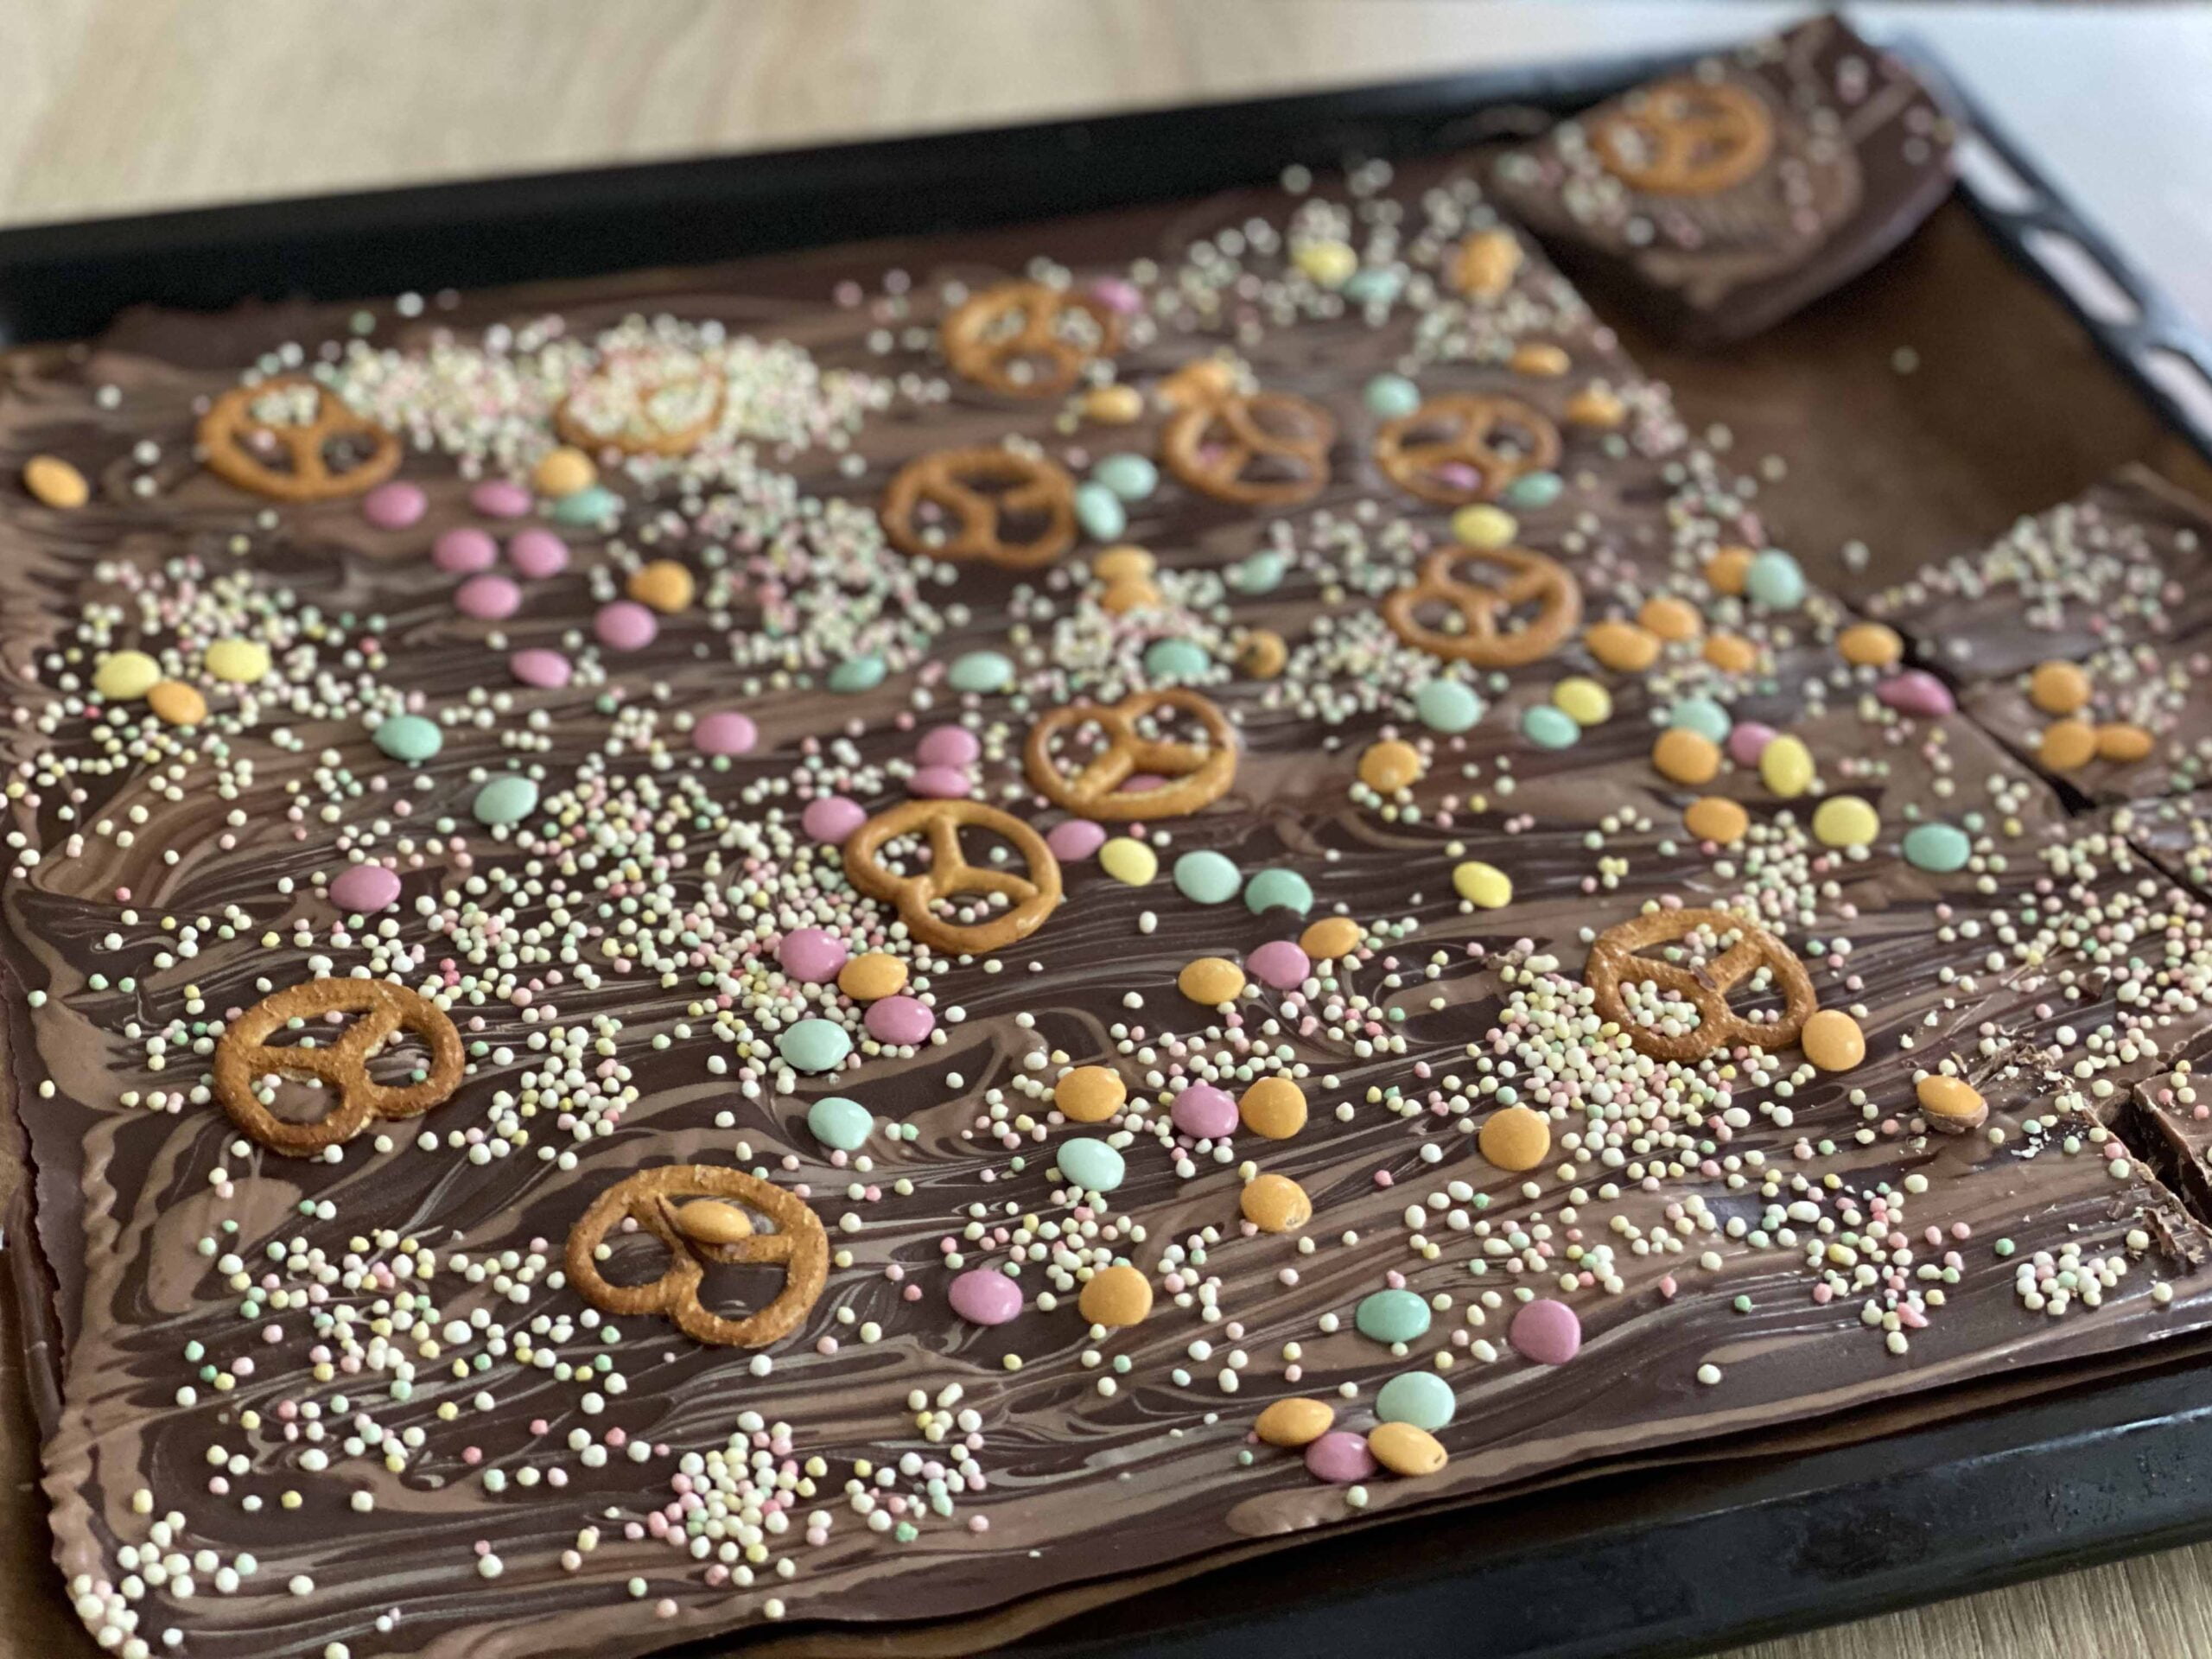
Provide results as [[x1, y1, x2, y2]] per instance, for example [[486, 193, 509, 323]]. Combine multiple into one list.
[[1373, 393, 1560, 507], [1025, 689, 1237, 821], [212, 978, 464, 1155], [1589, 78, 1775, 197], [880, 448, 1078, 569], [843, 799, 1062, 956], [1161, 391, 1334, 507], [565, 1166, 828, 1348], [941, 281, 1122, 397], [198, 378, 404, 502], [555, 359, 724, 456], [1585, 907, 1815, 1063], [1382, 547, 1581, 667]]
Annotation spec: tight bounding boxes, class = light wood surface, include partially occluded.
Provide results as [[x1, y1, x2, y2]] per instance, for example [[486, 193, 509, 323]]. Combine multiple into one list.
[[4, 3, 2212, 1657]]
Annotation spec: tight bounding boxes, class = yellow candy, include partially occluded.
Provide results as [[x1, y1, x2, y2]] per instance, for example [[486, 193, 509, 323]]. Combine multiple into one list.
[[1510, 342, 1570, 378], [1055, 1065, 1128, 1124], [1452, 860, 1512, 909], [1082, 385, 1145, 424], [1451, 229, 1522, 299], [1293, 240, 1359, 289], [1838, 621, 1904, 669], [1077, 1263, 1153, 1328], [1550, 677, 1612, 728], [1810, 794, 1879, 849], [836, 952, 908, 1001], [1683, 797, 1749, 844], [1240, 1173, 1312, 1232], [1358, 740, 1425, 793], [1255, 1397, 1336, 1447], [1238, 1077, 1308, 1140], [533, 447, 597, 498], [1565, 385, 1625, 429], [1758, 734, 1815, 798], [1451, 505, 1518, 551], [626, 559, 696, 613], [1099, 837, 1158, 886], [23, 454, 89, 510], [1178, 957, 1247, 1006], [146, 681, 207, 727], [1367, 1421, 1448, 1478], [204, 639, 270, 685], [93, 650, 162, 701], [1300, 917, 1363, 960]]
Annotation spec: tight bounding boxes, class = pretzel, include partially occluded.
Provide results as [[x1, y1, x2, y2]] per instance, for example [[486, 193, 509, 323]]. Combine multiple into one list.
[[565, 1166, 828, 1348], [843, 799, 1062, 956], [1373, 393, 1560, 507], [880, 448, 1077, 569], [1585, 907, 1815, 1063], [1382, 547, 1581, 667], [941, 281, 1122, 397], [198, 378, 403, 502], [1025, 689, 1237, 821], [1589, 78, 1774, 196], [1161, 391, 1334, 507], [555, 359, 724, 456], [212, 978, 464, 1155]]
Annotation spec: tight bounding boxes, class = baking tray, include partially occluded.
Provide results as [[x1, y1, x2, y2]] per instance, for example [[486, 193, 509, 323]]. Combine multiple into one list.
[[4, 26, 2212, 1659]]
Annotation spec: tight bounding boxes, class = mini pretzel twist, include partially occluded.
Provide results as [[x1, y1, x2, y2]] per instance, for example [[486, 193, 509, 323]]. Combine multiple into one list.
[[1161, 391, 1335, 507], [212, 979, 464, 1155], [1585, 907, 1815, 1063], [555, 359, 725, 455], [941, 281, 1122, 397], [1589, 78, 1775, 196], [565, 1166, 829, 1348], [1025, 689, 1237, 820], [844, 799, 1063, 956], [1373, 393, 1560, 507], [198, 378, 404, 502], [880, 448, 1078, 569], [1382, 547, 1581, 667]]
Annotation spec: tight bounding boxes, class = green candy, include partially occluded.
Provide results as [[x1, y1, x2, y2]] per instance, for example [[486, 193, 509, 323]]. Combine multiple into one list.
[[1342, 269, 1404, 307], [1414, 678, 1482, 734], [1074, 482, 1128, 542], [1668, 696, 1732, 743], [829, 654, 887, 694], [1376, 1370, 1456, 1430], [1363, 373, 1422, 419], [1243, 868, 1314, 917], [779, 1019, 851, 1073], [1746, 549, 1808, 609], [1057, 1137, 1126, 1193], [471, 774, 538, 827], [947, 651, 1014, 694], [374, 714, 442, 763], [1354, 1288, 1432, 1345], [1226, 550, 1288, 595], [1092, 454, 1159, 502], [1520, 704, 1580, 750], [1173, 849, 1243, 906], [1143, 638, 1211, 683], [1502, 471, 1563, 510], [1903, 822, 1972, 874], [550, 484, 622, 526], [806, 1096, 874, 1152]]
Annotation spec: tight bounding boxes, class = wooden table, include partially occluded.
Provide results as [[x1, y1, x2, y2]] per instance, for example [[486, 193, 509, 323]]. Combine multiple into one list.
[[6, 3, 2211, 1656]]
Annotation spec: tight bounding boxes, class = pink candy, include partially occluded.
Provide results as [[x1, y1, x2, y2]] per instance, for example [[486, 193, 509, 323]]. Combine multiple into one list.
[[1090, 276, 1144, 316], [508, 528, 570, 579], [454, 574, 522, 620], [914, 725, 981, 767], [863, 995, 935, 1046], [1247, 939, 1312, 990], [1303, 1431, 1378, 1484], [1726, 721, 1777, 767], [361, 480, 426, 530], [1046, 819, 1107, 861], [1877, 669, 1956, 717], [1509, 1298, 1582, 1364], [947, 1268, 1023, 1326], [509, 648, 573, 689], [469, 480, 533, 518], [803, 797, 867, 844], [909, 766, 971, 799], [778, 927, 848, 983], [329, 864, 402, 913], [693, 712, 758, 756], [433, 527, 498, 574], [594, 601, 658, 652], [1170, 1084, 1238, 1140]]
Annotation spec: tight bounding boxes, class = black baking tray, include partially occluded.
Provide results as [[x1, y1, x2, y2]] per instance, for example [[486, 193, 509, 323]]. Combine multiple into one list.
[[4, 23, 2212, 1659]]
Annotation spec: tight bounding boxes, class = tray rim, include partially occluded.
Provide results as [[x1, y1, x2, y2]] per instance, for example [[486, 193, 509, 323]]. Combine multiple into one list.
[[4, 22, 2212, 1659]]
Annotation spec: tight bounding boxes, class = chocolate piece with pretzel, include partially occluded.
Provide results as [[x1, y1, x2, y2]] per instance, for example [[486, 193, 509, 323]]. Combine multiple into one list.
[[1382, 547, 1581, 667], [1584, 907, 1817, 1064], [1373, 394, 1560, 507], [198, 377, 404, 500], [1025, 689, 1238, 821], [942, 281, 1122, 397], [842, 799, 1063, 956], [1489, 16, 1954, 343], [1161, 390, 1334, 507], [211, 978, 465, 1154], [565, 1166, 829, 1348], [880, 447, 1078, 569]]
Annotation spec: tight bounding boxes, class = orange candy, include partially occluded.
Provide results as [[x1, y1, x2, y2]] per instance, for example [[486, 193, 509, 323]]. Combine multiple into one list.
[[1653, 728, 1722, 785], [1683, 797, 1750, 844], [1055, 1065, 1128, 1123], [1358, 739, 1425, 792], [1701, 632, 1758, 674], [1837, 622, 1904, 668], [1704, 546, 1755, 595], [1238, 1077, 1308, 1140], [2027, 659, 2091, 716], [1300, 917, 1363, 960], [1477, 1104, 1551, 1172], [1179, 957, 1247, 1006], [2037, 719, 2098, 771], [1584, 620, 1661, 673], [2097, 722, 2155, 763], [1637, 595, 1702, 642], [1240, 1173, 1312, 1232]]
